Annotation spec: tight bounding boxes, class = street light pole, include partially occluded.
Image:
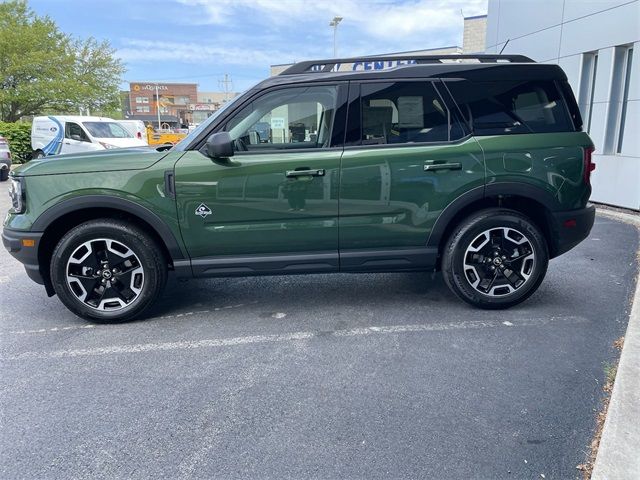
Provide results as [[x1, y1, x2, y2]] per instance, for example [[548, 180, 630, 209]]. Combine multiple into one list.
[[155, 83, 162, 129], [329, 16, 343, 57]]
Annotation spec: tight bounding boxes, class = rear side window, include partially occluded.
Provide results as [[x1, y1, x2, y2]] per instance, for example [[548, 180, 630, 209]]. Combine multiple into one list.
[[352, 81, 462, 145], [446, 80, 574, 135]]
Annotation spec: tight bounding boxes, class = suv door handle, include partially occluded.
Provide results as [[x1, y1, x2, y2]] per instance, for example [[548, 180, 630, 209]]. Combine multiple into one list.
[[286, 168, 325, 178], [423, 162, 462, 171]]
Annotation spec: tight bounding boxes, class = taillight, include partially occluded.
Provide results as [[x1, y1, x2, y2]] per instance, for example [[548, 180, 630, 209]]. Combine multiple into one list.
[[584, 146, 596, 184]]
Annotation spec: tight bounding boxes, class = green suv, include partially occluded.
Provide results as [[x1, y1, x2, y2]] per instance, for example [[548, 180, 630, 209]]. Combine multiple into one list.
[[3, 54, 596, 322]]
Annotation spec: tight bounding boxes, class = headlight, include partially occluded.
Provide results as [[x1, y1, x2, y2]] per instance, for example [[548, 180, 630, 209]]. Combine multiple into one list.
[[8, 177, 24, 214]]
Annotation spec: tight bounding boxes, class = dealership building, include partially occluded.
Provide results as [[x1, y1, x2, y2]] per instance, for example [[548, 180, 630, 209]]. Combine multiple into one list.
[[122, 83, 239, 127], [485, 0, 639, 210]]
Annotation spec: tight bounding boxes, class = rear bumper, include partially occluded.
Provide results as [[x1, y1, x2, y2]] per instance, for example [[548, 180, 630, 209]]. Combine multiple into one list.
[[2, 228, 45, 285], [549, 204, 596, 258]]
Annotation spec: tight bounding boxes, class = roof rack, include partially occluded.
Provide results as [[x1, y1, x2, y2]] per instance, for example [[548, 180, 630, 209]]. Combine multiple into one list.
[[280, 54, 535, 75]]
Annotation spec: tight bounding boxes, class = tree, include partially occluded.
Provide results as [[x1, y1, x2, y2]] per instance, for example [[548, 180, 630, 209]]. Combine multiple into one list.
[[0, 0, 125, 122]]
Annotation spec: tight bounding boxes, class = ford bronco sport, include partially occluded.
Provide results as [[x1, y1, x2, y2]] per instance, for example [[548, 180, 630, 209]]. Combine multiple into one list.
[[3, 54, 596, 322]]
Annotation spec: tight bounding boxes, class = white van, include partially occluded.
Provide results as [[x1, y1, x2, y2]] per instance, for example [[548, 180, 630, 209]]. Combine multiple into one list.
[[118, 120, 148, 145], [31, 116, 148, 158]]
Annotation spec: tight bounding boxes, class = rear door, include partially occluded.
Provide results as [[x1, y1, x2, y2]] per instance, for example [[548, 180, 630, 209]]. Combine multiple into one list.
[[174, 83, 347, 275], [338, 80, 485, 270]]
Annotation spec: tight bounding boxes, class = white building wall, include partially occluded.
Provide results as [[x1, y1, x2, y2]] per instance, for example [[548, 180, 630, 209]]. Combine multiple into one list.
[[486, 0, 640, 210]]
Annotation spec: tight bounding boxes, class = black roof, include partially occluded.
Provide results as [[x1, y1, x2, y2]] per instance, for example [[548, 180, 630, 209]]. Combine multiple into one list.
[[258, 54, 567, 89]]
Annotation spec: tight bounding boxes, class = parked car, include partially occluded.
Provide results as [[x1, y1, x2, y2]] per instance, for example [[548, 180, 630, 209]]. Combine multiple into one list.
[[0, 136, 11, 181], [118, 120, 149, 145], [31, 115, 147, 158], [3, 54, 596, 322]]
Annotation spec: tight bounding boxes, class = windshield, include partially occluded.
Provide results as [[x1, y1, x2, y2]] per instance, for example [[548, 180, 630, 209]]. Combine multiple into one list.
[[173, 91, 249, 151], [83, 121, 134, 139]]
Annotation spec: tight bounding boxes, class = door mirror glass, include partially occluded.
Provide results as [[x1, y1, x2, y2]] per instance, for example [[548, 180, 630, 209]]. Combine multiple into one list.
[[204, 132, 234, 159]]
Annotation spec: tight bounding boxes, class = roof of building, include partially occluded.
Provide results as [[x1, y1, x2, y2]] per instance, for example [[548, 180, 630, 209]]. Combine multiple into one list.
[[464, 14, 488, 20]]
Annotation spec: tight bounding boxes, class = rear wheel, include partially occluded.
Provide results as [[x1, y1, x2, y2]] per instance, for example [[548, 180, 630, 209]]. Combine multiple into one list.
[[33, 150, 45, 159], [442, 209, 549, 309], [50, 219, 167, 322], [0, 166, 8, 182]]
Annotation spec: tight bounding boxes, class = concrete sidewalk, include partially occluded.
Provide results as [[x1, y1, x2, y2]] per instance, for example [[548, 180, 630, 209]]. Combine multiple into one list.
[[592, 209, 640, 480]]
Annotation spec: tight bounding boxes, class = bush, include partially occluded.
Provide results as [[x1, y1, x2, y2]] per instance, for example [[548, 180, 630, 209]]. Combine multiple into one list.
[[0, 122, 32, 164]]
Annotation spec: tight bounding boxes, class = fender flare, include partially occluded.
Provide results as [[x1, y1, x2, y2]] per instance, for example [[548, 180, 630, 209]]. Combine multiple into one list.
[[426, 182, 560, 248], [32, 195, 186, 261]]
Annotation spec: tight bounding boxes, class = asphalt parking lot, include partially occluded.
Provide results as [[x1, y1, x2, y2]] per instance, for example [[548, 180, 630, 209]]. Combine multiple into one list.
[[1, 180, 638, 480]]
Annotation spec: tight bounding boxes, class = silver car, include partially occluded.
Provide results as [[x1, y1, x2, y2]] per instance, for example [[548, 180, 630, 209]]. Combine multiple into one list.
[[0, 136, 11, 181]]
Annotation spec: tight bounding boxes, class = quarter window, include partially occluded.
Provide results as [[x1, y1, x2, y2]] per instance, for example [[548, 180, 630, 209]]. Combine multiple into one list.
[[224, 85, 338, 151], [356, 82, 455, 145], [447, 80, 574, 135]]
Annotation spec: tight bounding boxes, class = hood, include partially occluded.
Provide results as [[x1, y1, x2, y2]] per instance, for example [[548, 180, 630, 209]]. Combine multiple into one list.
[[13, 147, 168, 177], [95, 138, 148, 148]]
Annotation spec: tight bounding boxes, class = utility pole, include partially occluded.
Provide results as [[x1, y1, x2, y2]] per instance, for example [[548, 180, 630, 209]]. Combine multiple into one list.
[[218, 74, 233, 103], [155, 83, 162, 129], [329, 16, 343, 57]]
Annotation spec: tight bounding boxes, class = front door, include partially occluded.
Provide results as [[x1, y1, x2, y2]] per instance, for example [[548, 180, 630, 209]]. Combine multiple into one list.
[[61, 122, 92, 154], [175, 84, 345, 275], [339, 80, 485, 270]]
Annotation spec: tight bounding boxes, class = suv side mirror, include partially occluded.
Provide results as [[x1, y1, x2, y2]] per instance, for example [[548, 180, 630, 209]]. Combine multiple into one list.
[[204, 132, 234, 159]]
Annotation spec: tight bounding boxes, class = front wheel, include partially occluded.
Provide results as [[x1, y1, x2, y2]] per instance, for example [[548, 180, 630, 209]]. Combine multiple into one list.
[[50, 219, 167, 322], [442, 209, 549, 309]]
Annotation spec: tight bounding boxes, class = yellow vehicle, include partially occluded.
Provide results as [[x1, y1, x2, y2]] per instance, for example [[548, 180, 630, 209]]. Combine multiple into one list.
[[145, 125, 187, 146]]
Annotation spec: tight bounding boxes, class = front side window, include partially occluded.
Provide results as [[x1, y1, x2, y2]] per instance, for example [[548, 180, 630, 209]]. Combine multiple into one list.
[[224, 85, 338, 151], [356, 81, 455, 145], [447, 80, 573, 135], [65, 122, 89, 141]]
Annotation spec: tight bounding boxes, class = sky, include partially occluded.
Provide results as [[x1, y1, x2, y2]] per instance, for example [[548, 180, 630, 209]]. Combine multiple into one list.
[[28, 0, 487, 93]]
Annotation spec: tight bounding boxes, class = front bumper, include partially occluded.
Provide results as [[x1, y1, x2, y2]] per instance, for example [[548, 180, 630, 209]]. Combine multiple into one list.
[[549, 204, 596, 258], [2, 228, 45, 285]]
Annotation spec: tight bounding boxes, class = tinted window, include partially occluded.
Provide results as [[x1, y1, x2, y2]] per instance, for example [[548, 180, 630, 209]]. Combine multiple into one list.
[[446, 80, 574, 135], [225, 85, 338, 151], [356, 82, 457, 145], [65, 122, 89, 141]]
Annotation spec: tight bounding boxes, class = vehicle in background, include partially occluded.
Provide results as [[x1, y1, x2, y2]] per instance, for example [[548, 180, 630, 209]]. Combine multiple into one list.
[[0, 136, 11, 182], [118, 120, 148, 144], [145, 124, 187, 147], [31, 116, 148, 158]]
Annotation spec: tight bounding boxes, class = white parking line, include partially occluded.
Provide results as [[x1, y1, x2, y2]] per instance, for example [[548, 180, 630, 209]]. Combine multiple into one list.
[[5, 316, 586, 361], [0, 303, 254, 336]]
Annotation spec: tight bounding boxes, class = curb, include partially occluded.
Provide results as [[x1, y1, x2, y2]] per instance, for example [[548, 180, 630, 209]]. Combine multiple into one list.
[[592, 209, 640, 479]]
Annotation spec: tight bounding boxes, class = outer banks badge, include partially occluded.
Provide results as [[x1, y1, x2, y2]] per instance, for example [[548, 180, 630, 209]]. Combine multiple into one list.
[[195, 203, 212, 218]]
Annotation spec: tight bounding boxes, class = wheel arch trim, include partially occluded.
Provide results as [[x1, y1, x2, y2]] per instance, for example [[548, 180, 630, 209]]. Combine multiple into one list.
[[427, 182, 560, 248], [32, 195, 186, 261]]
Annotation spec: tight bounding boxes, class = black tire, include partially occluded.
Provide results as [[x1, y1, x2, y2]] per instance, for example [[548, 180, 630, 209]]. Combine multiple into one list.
[[50, 219, 167, 322], [33, 150, 45, 159], [0, 166, 8, 182], [442, 209, 549, 309]]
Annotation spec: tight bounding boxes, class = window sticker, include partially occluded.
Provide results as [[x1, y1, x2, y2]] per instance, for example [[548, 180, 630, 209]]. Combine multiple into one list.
[[397, 96, 424, 128]]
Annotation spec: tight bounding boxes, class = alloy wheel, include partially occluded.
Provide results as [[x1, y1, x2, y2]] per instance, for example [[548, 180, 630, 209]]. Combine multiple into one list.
[[463, 227, 535, 297], [66, 238, 144, 311]]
